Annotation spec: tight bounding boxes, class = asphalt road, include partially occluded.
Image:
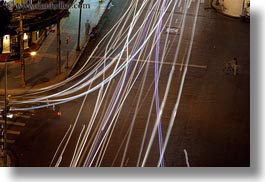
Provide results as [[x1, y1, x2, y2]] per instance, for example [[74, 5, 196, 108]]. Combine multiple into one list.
[[8, 0, 250, 167]]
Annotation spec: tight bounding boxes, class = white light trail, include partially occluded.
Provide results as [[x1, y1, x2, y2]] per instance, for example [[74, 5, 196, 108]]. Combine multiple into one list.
[[184, 149, 191, 167], [3, 0, 201, 167]]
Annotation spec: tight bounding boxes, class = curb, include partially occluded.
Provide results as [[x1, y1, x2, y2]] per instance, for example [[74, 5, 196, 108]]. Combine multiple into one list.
[[67, 0, 111, 78]]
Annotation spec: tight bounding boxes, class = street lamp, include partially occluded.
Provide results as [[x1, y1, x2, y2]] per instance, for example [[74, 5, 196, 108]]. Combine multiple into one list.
[[65, 34, 71, 69], [30, 51, 37, 56], [76, 0, 84, 51], [30, 51, 37, 64]]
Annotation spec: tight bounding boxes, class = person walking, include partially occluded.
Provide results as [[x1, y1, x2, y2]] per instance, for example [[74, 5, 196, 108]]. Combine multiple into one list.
[[85, 20, 91, 35], [232, 57, 238, 76]]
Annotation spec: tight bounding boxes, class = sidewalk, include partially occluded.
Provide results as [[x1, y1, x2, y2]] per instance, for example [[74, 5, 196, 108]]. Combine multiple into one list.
[[0, 0, 111, 95]]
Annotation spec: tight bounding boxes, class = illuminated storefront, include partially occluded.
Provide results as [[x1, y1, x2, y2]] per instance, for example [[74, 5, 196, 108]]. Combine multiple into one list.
[[2, 35, 11, 53], [1, 29, 47, 60], [1, 0, 71, 61]]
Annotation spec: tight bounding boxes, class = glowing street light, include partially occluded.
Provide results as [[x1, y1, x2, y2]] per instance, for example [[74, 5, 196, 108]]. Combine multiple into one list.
[[30, 51, 37, 56]]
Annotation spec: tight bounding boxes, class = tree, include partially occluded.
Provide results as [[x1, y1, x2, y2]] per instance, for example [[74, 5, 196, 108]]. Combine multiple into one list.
[[0, 1, 12, 54]]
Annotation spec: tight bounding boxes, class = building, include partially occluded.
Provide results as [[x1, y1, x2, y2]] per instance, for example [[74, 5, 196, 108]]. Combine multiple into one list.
[[0, 0, 72, 61]]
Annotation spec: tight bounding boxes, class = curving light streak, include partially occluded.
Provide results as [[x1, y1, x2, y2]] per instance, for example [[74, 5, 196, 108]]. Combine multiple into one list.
[[156, 0, 200, 167], [10, 0, 166, 109], [2, 0, 201, 167]]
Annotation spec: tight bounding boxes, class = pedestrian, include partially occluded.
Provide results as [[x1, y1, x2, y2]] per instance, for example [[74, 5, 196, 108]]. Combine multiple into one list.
[[232, 57, 238, 75], [90, 27, 98, 40], [85, 20, 91, 35]]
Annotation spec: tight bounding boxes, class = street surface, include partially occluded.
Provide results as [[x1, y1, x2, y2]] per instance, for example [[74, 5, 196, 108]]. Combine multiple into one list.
[[6, 0, 249, 167]]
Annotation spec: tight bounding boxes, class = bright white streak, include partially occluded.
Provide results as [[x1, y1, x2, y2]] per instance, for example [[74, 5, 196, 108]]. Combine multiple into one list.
[[141, 0, 190, 167], [184, 149, 190, 167], [49, 125, 72, 167], [157, 0, 200, 167]]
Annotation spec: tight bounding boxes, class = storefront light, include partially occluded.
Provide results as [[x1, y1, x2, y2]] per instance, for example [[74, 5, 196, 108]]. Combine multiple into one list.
[[30, 51, 37, 56], [3, 35, 10, 42], [23, 33, 28, 40], [3, 35, 11, 53]]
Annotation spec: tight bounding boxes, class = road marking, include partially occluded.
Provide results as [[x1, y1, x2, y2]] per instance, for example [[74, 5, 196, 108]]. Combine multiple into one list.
[[7, 130, 21, 135], [0, 120, 26, 127], [7, 139, 15, 144], [18, 115, 31, 119], [180, 44, 189, 71], [91, 56, 207, 69], [0, 138, 15, 144], [166, 27, 179, 34], [138, 59, 208, 69]]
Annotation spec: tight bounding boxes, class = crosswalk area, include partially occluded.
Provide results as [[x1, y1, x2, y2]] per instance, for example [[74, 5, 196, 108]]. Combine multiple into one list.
[[0, 111, 35, 149], [0, 119, 27, 145]]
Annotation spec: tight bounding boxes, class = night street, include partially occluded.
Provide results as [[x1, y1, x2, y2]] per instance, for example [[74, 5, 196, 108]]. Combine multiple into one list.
[[1, 0, 250, 167]]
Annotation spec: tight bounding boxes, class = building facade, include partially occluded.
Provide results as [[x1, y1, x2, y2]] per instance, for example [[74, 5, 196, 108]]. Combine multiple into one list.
[[1, 28, 48, 59], [0, 0, 70, 61]]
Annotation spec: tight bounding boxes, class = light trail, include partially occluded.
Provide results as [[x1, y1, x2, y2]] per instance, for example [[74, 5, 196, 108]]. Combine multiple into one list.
[[157, 0, 200, 167], [141, 0, 190, 167], [70, 124, 86, 167], [2, 0, 202, 167], [49, 125, 72, 167], [184, 149, 190, 167]]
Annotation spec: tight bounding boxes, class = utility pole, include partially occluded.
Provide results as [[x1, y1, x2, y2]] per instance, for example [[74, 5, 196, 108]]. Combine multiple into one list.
[[76, 0, 84, 51], [3, 55, 8, 167], [65, 34, 70, 69], [2, 55, 9, 167], [19, 13, 25, 87], [56, 20, 61, 75]]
